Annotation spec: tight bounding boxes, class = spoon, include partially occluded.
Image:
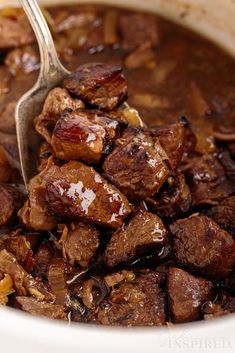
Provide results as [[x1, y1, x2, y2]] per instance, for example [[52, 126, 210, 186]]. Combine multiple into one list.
[[16, 0, 143, 187]]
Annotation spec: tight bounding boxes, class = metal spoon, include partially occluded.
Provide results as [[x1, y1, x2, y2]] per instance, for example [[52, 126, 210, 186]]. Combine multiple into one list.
[[16, 0, 69, 186], [16, 0, 143, 187]]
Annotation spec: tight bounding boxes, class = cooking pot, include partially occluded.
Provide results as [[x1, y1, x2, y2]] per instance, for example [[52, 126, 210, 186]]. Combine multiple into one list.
[[0, 1, 235, 352]]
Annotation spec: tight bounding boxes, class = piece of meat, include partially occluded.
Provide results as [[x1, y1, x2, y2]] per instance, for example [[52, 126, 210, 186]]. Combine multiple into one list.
[[34, 87, 84, 143], [119, 13, 160, 50], [0, 12, 34, 49], [152, 118, 196, 171], [0, 101, 16, 134], [0, 184, 24, 226], [44, 160, 131, 229], [103, 127, 169, 201], [105, 211, 167, 267], [170, 215, 235, 279], [60, 222, 99, 268], [54, 8, 97, 32], [16, 296, 67, 320], [96, 271, 166, 326], [37, 142, 53, 172], [47, 258, 68, 306], [51, 109, 122, 163], [63, 63, 128, 111], [207, 196, 235, 237], [5, 45, 39, 75], [149, 173, 192, 219], [184, 154, 235, 206], [168, 267, 214, 323], [0, 146, 15, 183], [18, 171, 57, 231]]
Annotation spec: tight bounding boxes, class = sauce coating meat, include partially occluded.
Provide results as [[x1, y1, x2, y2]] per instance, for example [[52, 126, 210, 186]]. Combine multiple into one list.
[[0, 4, 235, 327]]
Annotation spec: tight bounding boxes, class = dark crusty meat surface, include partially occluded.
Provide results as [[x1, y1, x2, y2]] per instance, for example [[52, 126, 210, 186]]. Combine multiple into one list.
[[44, 160, 132, 228], [149, 173, 192, 219], [119, 13, 160, 50], [207, 196, 235, 237], [51, 109, 122, 163], [96, 271, 166, 326], [184, 154, 235, 206], [18, 172, 56, 231], [0, 184, 24, 226], [170, 215, 235, 279], [105, 210, 167, 267], [152, 119, 196, 171], [63, 63, 128, 111], [34, 87, 84, 144], [103, 127, 169, 201], [168, 267, 214, 323], [60, 222, 99, 267], [16, 296, 67, 320]]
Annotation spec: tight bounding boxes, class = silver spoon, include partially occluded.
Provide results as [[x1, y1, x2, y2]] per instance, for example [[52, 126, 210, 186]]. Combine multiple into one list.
[[16, 0, 143, 187]]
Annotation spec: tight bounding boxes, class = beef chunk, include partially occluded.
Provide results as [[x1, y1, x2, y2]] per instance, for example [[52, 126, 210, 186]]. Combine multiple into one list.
[[0, 101, 16, 134], [34, 87, 84, 143], [207, 196, 235, 237], [105, 211, 167, 267], [51, 109, 122, 163], [0, 12, 34, 49], [63, 63, 128, 111], [119, 13, 160, 50], [34, 241, 55, 278], [170, 215, 235, 279], [149, 174, 192, 219], [202, 301, 230, 320], [152, 119, 196, 171], [97, 271, 166, 326], [5, 45, 39, 75], [103, 127, 169, 201], [16, 296, 67, 320], [44, 160, 131, 228], [0, 146, 15, 183], [18, 171, 56, 231], [0, 131, 20, 170], [184, 154, 235, 206], [0, 184, 24, 226], [0, 66, 12, 95], [168, 267, 214, 323], [60, 222, 99, 267]]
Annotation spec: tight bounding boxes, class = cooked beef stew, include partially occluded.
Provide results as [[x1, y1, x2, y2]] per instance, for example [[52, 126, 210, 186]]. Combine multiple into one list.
[[0, 4, 235, 326]]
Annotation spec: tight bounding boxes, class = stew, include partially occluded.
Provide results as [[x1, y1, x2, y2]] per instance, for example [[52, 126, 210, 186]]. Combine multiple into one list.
[[0, 3, 235, 326]]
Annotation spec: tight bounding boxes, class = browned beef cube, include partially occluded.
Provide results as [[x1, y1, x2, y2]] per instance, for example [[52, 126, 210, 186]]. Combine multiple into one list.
[[168, 267, 214, 323], [34, 87, 84, 143], [149, 173, 192, 219], [0, 185, 24, 226], [0, 12, 34, 49], [18, 172, 56, 231], [60, 222, 99, 267], [63, 63, 128, 111], [184, 154, 235, 206], [44, 160, 131, 229], [119, 13, 160, 50], [5, 45, 39, 75], [0, 101, 16, 134], [51, 109, 122, 163], [105, 211, 167, 267], [103, 127, 169, 201], [170, 215, 235, 279], [16, 296, 67, 320], [207, 196, 235, 237], [202, 301, 230, 320], [152, 118, 196, 171], [97, 271, 166, 326]]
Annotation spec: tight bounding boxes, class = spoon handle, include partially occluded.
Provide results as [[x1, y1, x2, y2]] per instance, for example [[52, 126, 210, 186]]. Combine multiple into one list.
[[19, 0, 68, 80]]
